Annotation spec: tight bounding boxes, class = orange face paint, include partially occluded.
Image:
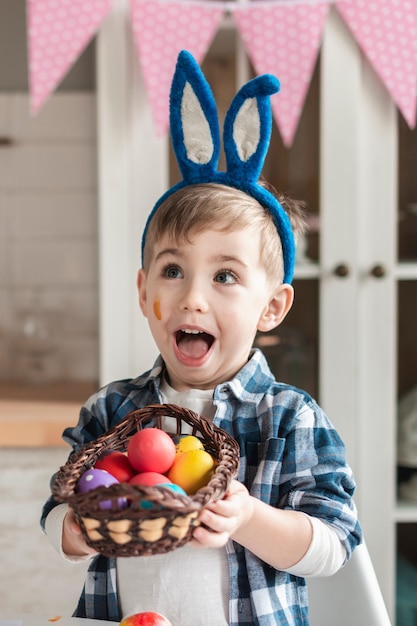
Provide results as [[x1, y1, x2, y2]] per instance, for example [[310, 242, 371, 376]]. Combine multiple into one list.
[[153, 298, 162, 320]]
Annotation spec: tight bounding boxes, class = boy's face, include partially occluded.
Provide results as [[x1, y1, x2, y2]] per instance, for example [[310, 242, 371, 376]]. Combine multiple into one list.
[[138, 227, 293, 391]]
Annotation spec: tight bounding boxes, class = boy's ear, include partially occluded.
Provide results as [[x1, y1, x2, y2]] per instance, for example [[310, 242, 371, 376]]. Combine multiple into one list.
[[257, 284, 294, 333], [137, 268, 148, 317]]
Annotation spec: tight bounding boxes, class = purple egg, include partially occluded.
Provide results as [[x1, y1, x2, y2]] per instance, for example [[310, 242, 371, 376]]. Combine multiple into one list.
[[77, 468, 118, 491], [77, 468, 127, 510]]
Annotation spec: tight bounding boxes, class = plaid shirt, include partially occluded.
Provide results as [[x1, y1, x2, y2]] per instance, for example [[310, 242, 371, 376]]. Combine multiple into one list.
[[41, 349, 362, 625]]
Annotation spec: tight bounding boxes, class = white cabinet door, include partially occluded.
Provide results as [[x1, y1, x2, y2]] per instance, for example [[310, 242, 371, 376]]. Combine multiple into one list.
[[320, 10, 396, 618]]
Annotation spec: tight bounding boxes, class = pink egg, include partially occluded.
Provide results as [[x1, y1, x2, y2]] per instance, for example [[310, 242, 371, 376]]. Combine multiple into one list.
[[127, 428, 176, 474], [129, 472, 172, 487]]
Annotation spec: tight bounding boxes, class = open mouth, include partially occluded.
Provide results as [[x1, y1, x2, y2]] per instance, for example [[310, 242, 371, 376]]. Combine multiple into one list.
[[175, 329, 215, 360]]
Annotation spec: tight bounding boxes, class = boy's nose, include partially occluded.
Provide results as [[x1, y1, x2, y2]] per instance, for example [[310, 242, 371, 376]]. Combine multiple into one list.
[[179, 281, 209, 313]]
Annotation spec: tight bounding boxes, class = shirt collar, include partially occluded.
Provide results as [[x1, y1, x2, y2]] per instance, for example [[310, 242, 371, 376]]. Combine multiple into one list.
[[213, 349, 274, 402], [124, 349, 273, 399]]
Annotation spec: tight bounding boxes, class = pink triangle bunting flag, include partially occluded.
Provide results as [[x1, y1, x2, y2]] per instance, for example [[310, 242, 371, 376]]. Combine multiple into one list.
[[336, 0, 417, 128], [130, 0, 225, 137], [27, 0, 114, 114], [233, 1, 329, 148]]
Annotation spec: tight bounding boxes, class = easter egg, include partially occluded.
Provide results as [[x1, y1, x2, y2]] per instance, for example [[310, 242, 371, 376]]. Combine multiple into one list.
[[129, 472, 172, 487], [120, 611, 172, 626], [166, 449, 215, 494], [77, 468, 118, 492], [77, 468, 127, 510], [129, 476, 185, 510], [174, 434, 204, 455], [157, 483, 187, 497], [127, 428, 176, 474], [95, 451, 136, 483]]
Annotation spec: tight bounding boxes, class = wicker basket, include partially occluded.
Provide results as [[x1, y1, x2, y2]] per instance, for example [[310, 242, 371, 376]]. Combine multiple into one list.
[[52, 404, 240, 557]]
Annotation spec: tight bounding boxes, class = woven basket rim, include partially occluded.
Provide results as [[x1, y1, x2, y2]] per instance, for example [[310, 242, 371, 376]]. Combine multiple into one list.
[[52, 404, 239, 556], [53, 403, 239, 515]]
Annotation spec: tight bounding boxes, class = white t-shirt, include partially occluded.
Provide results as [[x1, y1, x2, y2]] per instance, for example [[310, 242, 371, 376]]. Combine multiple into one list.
[[117, 381, 229, 624]]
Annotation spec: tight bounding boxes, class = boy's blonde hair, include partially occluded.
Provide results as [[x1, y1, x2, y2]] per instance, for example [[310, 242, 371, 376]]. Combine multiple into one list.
[[143, 183, 306, 284]]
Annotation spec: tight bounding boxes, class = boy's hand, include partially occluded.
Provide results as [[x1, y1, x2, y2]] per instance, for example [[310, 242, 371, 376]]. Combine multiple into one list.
[[62, 508, 98, 557], [192, 479, 313, 570], [192, 480, 254, 548]]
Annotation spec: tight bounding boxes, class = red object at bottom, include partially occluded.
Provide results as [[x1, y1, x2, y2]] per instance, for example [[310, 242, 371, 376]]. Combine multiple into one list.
[[120, 611, 173, 626]]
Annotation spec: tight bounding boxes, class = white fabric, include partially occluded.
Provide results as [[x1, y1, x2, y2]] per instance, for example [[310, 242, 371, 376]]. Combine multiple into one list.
[[118, 544, 229, 624], [182, 82, 213, 165], [159, 377, 216, 422], [117, 381, 230, 623], [45, 502, 92, 563], [233, 97, 260, 161], [285, 515, 346, 578]]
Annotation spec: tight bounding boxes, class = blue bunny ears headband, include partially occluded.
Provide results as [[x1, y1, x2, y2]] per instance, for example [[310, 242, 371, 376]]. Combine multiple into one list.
[[141, 50, 296, 284]]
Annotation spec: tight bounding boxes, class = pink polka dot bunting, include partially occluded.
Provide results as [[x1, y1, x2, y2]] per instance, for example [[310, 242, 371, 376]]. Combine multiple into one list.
[[26, 0, 417, 136], [233, 2, 329, 148], [336, 0, 417, 128], [27, 0, 114, 114], [130, 0, 224, 137]]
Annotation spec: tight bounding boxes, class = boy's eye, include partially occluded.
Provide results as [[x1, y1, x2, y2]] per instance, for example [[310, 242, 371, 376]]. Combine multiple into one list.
[[215, 270, 238, 284], [163, 265, 183, 279]]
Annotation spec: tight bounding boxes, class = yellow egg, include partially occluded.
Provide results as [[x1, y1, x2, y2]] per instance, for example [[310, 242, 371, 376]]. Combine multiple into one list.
[[175, 435, 204, 455], [167, 449, 215, 494]]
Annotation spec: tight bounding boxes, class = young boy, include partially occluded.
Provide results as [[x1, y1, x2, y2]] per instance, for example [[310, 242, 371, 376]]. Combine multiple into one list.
[[41, 52, 361, 625]]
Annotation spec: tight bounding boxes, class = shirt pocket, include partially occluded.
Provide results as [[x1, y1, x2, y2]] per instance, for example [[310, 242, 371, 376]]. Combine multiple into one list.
[[245, 437, 286, 502]]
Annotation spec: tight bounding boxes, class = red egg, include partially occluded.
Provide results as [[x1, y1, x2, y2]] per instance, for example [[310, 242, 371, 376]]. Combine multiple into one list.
[[127, 428, 176, 474], [120, 612, 172, 626], [129, 472, 172, 486], [95, 451, 136, 483]]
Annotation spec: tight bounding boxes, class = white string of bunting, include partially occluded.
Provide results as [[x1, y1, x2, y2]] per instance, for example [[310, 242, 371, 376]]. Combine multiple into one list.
[[26, 0, 417, 148]]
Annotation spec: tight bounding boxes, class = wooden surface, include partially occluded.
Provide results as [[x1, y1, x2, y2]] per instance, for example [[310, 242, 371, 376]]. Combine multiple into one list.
[[0, 381, 96, 447]]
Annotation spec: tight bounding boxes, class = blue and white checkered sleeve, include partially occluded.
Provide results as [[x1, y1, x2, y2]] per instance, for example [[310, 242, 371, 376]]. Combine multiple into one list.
[[277, 400, 362, 561]]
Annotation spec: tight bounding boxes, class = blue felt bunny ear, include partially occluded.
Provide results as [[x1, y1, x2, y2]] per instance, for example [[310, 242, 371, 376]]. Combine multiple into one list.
[[221, 74, 296, 284], [223, 74, 280, 185], [169, 50, 220, 183], [141, 50, 296, 284]]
